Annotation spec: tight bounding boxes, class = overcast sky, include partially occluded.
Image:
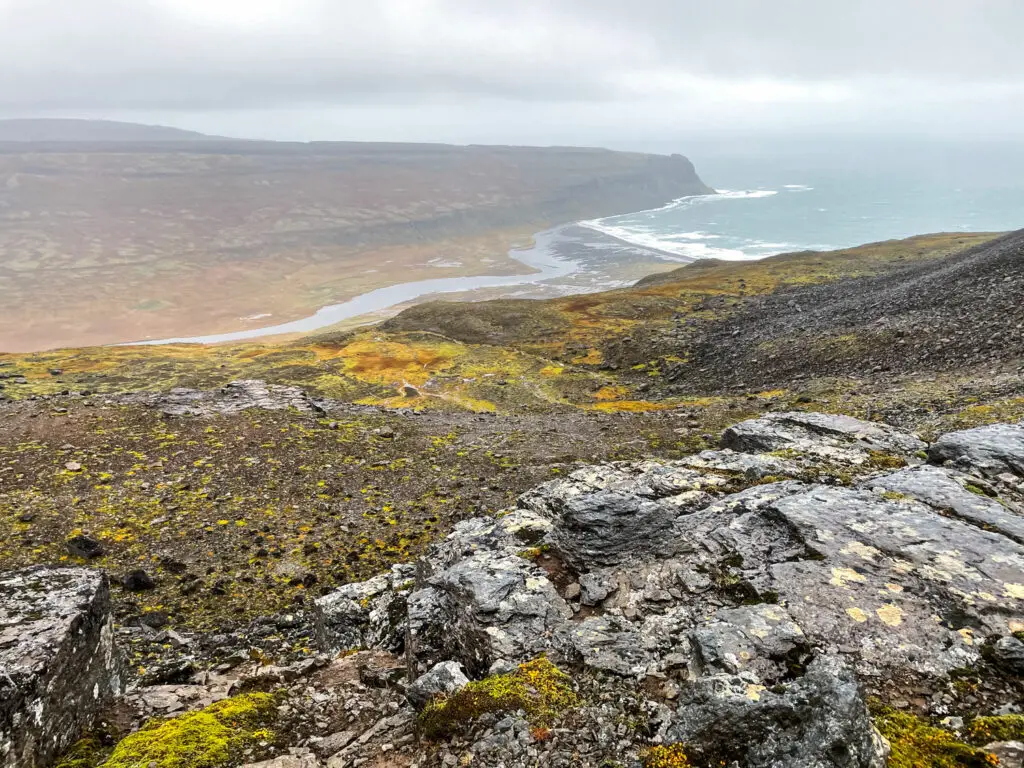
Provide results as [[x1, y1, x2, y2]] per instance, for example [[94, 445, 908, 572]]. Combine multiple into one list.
[[0, 0, 1021, 145]]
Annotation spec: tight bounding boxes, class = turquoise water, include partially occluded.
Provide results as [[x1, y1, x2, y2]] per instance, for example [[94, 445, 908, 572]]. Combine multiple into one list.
[[588, 138, 1024, 260]]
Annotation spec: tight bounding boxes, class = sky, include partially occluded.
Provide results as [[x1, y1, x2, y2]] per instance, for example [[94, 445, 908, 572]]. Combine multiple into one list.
[[0, 0, 1021, 146]]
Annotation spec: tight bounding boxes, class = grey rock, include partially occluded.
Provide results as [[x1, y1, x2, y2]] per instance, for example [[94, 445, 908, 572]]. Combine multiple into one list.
[[118, 379, 327, 417], [691, 604, 807, 681], [0, 567, 124, 768], [665, 656, 886, 768], [312, 564, 415, 653], [406, 661, 469, 710], [866, 464, 1024, 544], [722, 411, 924, 464], [561, 615, 654, 676], [992, 634, 1024, 674], [409, 551, 571, 675], [929, 423, 1024, 478]]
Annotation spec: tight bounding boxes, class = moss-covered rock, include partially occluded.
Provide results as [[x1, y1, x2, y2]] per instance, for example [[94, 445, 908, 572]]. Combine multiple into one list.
[[103, 693, 276, 768], [641, 744, 693, 767], [418, 657, 577, 740]]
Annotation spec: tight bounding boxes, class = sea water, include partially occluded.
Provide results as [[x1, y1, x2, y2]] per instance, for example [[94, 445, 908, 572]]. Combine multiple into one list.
[[583, 137, 1024, 261]]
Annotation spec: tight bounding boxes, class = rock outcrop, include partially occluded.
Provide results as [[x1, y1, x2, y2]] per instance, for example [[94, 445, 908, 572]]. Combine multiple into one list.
[[0, 568, 123, 767], [315, 412, 1024, 766]]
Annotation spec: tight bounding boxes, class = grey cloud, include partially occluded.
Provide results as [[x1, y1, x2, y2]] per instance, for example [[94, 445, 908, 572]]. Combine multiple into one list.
[[1, 0, 1022, 113]]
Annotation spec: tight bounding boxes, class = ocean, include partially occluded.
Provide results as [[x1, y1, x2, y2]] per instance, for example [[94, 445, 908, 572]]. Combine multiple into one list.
[[582, 137, 1024, 261]]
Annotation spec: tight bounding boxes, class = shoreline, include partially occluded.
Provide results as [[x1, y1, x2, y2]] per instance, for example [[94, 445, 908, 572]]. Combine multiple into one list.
[[120, 226, 581, 346], [120, 195, 711, 347]]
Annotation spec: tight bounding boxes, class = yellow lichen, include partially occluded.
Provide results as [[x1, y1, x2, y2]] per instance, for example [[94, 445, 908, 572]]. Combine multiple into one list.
[[846, 607, 869, 623], [830, 567, 867, 588], [876, 603, 905, 627]]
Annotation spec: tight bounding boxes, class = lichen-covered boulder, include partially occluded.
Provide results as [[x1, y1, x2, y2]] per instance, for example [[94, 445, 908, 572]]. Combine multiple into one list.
[[929, 423, 1024, 478], [0, 567, 124, 768], [865, 464, 1024, 544]]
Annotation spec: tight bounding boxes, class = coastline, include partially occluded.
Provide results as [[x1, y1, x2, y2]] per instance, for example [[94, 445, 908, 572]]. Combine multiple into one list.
[[121, 196, 711, 347], [121, 226, 581, 346]]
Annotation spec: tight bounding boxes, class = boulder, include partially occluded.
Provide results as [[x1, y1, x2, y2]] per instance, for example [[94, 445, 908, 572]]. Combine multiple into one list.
[[722, 411, 925, 464], [929, 423, 1024, 478], [664, 656, 886, 768], [0, 567, 124, 768], [406, 661, 469, 710], [408, 552, 571, 675], [312, 564, 415, 653]]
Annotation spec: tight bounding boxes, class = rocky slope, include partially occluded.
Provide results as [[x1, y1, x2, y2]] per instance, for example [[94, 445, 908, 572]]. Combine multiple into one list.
[[4, 411, 1022, 767]]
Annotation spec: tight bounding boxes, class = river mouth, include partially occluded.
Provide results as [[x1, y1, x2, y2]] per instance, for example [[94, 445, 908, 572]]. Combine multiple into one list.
[[121, 226, 590, 346], [122, 197, 716, 347]]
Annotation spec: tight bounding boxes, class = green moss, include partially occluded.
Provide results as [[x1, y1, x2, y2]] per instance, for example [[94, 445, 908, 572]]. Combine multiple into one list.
[[967, 714, 1024, 745], [642, 744, 693, 767], [866, 450, 907, 470], [964, 484, 991, 497], [55, 736, 108, 768], [872, 705, 999, 767], [103, 693, 276, 768], [419, 657, 577, 741], [882, 490, 909, 501]]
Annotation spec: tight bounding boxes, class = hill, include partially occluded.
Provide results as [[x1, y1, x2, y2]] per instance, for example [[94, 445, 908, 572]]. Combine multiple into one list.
[[0, 140, 710, 350], [0, 118, 220, 142]]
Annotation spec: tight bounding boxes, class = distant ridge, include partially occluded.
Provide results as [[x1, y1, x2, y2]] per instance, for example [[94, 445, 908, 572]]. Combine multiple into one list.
[[0, 118, 223, 142]]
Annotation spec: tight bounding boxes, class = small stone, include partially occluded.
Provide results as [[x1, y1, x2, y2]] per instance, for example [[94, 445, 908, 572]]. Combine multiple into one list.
[[122, 570, 156, 592], [64, 461, 82, 472], [66, 534, 105, 559]]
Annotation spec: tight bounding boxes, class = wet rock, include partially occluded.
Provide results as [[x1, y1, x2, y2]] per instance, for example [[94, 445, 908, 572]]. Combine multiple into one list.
[[66, 534, 104, 559], [929, 423, 1024, 478], [0, 567, 124, 768], [722, 411, 924, 464], [407, 661, 469, 710]]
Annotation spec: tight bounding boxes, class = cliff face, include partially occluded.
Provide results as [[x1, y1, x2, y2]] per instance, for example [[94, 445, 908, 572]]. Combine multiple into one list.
[[0, 140, 710, 351]]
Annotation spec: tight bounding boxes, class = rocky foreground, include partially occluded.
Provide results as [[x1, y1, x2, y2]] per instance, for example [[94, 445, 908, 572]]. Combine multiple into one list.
[[3, 412, 1024, 767]]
